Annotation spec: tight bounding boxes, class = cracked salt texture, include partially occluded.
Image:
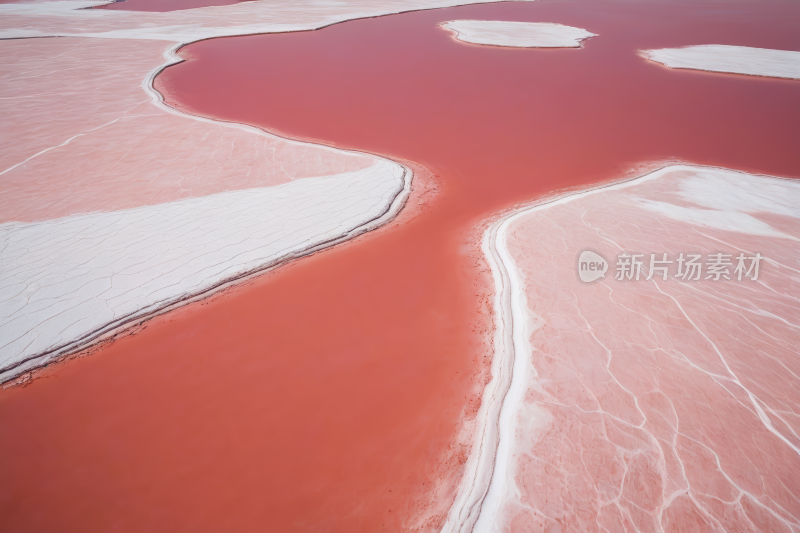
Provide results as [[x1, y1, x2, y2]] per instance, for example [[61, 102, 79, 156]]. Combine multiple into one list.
[[440, 20, 596, 48], [644, 45, 800, 80], [447, 165, 800, 532]]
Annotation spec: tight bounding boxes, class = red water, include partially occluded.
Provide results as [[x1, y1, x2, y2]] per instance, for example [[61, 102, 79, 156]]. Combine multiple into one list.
[[96, 0, 254, 12], [2, 1, 799, 531]]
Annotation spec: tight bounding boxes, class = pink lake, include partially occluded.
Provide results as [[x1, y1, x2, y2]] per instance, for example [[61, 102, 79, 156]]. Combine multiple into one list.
[[1, 0, 798, 531]]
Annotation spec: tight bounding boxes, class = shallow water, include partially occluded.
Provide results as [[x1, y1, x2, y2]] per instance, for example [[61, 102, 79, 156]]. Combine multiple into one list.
[[1, 0, 798, 531]]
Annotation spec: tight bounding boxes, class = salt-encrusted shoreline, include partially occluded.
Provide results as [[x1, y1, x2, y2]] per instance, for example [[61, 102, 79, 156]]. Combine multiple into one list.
[[442, 170, 670, 533], [1, 0, 530, 383], [643, 45, 800, 80], [442, 164, 799, 532], [0, 163, 411, 384]]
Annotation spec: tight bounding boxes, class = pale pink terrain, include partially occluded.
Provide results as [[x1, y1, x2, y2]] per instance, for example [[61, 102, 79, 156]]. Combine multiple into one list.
[[5, 1, 799, 529], [0, 36, 374, 222], [480, 166, 800, 532], [2, 0, 514, 218], [0, 0, 520, 40]]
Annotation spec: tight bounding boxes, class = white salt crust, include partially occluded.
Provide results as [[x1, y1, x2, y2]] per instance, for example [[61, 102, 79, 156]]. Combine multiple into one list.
[[440, 20, 596, 48], [0, 161, 409, 382], [442, 165, 800, 533], [0, 1, 533, 42], [0, 0, 535, 382], [644, 45, 800, 80]]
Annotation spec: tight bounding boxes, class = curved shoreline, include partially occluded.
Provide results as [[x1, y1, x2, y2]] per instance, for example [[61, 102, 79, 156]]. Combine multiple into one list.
[[442, 163, 800, 532], [1, 0, 522, 384], [3, 1, 799, 529], [1, 163, 411, 385], [0, 42, 412, 379], [2, 14, 412, 384], [0, 0, 521, 41]]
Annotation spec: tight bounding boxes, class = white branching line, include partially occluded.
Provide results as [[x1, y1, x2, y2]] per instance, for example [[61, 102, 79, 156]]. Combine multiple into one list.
[[444, 165, 800, 533], [0, 111, 159, 177]]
